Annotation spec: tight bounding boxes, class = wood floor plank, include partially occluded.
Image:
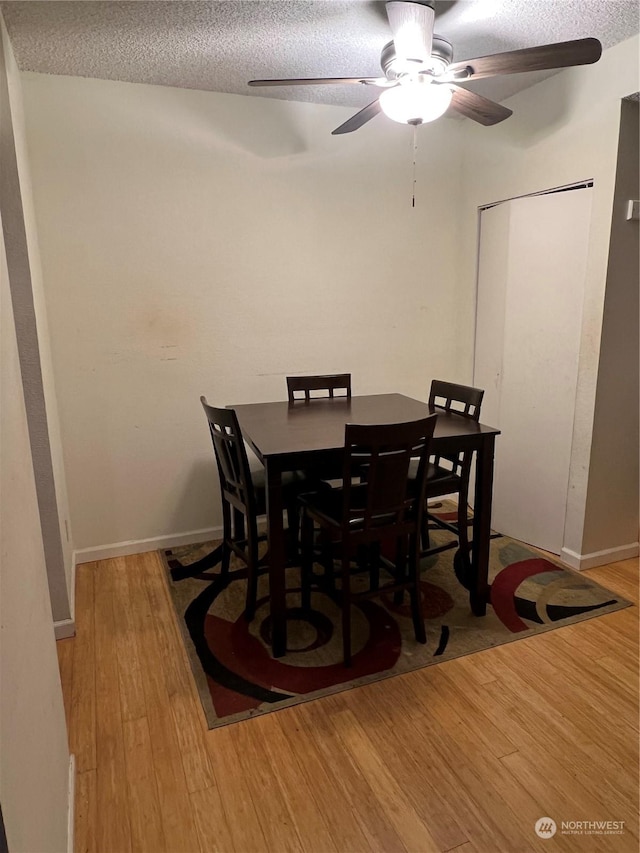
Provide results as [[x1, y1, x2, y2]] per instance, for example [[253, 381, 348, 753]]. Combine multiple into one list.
[[56, 636, 74, 727], [141, 697, 204, 851], [399, 669, 564, 852], [549, 618, 630, 663], [60, 553, 639, 853], [190, 784, 235, 853], [68, 561, 97, 773], [477, 658, 639, 821], [74, 769, 96, 853], [141, 552, 201, 696], [562, 608, 639, 659], [547, 631, 638, 700], [444, 649, 628, 768], [128, 553, 203, 852], [491, 639, 638, 755], [501, 750, 636, 851], [256, 711, 339, 853], [140, 552, 216, 795], [502, 736, 629, 835], [112, 557, 147, 722], [596, 651, 639, 685], [204, 726, 269, 853], [414, 664, 519, 759], [275, 705, 381, 853], [339, 682, 470, 851], [328, 705, 443, 852], [585, 561, 639, 603], [94, 559, 133, 853], [544, 602, 638, 650], [123, 716, 167, 853], [447, 649, 499, 685], [231, 720, 304, 853]]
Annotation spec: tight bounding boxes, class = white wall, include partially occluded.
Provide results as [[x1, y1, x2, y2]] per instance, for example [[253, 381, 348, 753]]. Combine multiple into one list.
[[20, 73, 465, 553], [581, 98, 639, 558], [458, 35, 640, 560], [1, 17, 74, 624], [1, 21, 71, 851], [17, 36, 639, 561], [0, 214, 71, 852]]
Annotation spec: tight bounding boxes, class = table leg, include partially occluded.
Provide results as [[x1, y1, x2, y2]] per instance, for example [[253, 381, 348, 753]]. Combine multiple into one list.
[[470, 434, 496, 616], [265, 459, 287, 657]]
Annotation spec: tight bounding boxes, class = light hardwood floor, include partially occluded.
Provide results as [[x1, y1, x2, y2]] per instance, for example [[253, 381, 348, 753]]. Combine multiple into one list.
[[57, 554, 639, 853]]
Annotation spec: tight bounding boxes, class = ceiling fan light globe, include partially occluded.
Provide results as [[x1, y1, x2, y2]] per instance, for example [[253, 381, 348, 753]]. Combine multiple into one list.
[[379, 82, 452, 124]]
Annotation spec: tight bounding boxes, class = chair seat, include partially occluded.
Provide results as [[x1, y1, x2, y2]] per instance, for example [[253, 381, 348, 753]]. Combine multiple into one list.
[[408, 459, 462, 494], [299, 484, 366, 529], [300, 484, 412, 538], [306, 460, 462, 519]]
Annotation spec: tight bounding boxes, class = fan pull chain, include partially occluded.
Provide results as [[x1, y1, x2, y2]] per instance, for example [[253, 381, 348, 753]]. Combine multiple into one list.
[[412, 124, 418, 208]]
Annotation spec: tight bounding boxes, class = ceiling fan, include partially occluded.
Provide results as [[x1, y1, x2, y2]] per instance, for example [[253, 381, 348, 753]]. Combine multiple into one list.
[[248, 0, 602, 135]]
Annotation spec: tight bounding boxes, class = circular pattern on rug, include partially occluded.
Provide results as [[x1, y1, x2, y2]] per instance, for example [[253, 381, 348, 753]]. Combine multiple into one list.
[[491, 557, 620, 632], [258, 604, 334, 653], [381, 579, 455, 620], [165, 532, 628, 729]]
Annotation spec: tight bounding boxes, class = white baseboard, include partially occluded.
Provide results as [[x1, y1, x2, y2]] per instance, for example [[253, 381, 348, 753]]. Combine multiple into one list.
[[54, 618, 76, 640], [561, 541, 639, 571], [67, 753, 76, 853], [73, 525, 224, 565]]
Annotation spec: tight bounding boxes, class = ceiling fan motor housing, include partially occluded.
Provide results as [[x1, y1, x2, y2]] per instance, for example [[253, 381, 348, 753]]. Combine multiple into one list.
[[381, 36, 453, 79]]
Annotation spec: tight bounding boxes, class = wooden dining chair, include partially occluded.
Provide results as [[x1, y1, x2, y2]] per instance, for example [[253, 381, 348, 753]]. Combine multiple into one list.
[[299, 415, 438, 666], [286, 373, 351, 402], [420, 380, 485, 576], [286, 373, 353, 486], [201, 399, 264, 619], [201, 397, 311, 619]]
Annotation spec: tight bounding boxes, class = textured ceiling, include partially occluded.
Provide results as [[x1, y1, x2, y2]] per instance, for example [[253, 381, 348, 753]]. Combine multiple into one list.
[[2, 1, 639, 109]]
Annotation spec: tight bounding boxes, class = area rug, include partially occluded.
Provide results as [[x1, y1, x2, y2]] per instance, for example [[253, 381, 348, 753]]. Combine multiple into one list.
[[161, 515, 631, 730]]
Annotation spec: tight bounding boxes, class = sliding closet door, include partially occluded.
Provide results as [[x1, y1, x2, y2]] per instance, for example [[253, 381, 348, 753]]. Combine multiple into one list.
[[474, 187, 593, 553]]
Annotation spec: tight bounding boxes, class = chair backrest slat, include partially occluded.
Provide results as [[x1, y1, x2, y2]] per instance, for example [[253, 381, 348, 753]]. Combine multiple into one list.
[[287, 373, 351, 402], [200, 397, 255, 514], [428, 380, 484, 474], [429, 380, 484, 421]]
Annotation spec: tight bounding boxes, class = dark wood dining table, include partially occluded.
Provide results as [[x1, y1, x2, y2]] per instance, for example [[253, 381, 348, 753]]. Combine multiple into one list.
[[231, 393, 500, 658]]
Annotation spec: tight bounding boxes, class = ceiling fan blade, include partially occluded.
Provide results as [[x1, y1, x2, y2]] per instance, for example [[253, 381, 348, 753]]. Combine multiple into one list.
[[447, 85, 513, 126], [445, 38, 602, 82], [385, 1, 435, 65], [332, 99, 382, 135], [248, 76, 388, 87]]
